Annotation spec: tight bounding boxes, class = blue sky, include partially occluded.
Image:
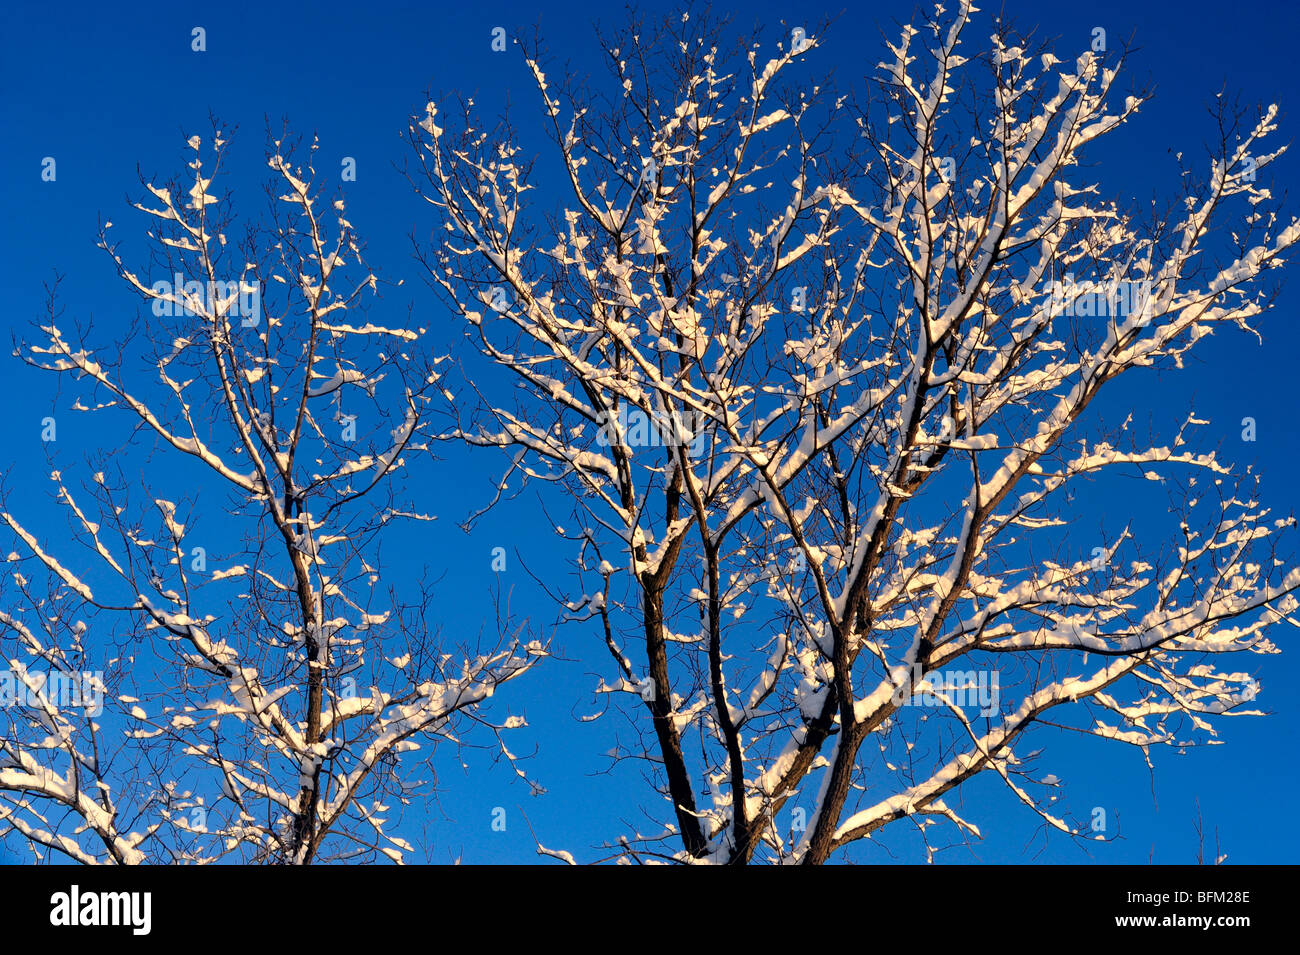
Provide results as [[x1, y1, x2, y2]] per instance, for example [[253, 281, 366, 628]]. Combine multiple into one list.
[[2, 0, 1299, 864]]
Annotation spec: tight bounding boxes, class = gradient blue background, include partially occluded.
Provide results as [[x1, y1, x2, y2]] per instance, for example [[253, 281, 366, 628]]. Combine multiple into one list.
[[2, 0, 1298, 864]]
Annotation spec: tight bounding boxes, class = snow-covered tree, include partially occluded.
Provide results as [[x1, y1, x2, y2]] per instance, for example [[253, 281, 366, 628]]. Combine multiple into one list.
[[408, 3, 1300, 863], [0, 125, 543, 864]]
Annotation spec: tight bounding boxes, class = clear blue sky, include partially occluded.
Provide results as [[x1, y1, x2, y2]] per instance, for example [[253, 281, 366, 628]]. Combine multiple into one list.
[[2, 0, 1298, 864]]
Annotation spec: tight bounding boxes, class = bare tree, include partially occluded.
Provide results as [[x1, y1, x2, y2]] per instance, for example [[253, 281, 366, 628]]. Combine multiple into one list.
[[0, 123, 543, 864], [407, 2, 1300, 863]]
